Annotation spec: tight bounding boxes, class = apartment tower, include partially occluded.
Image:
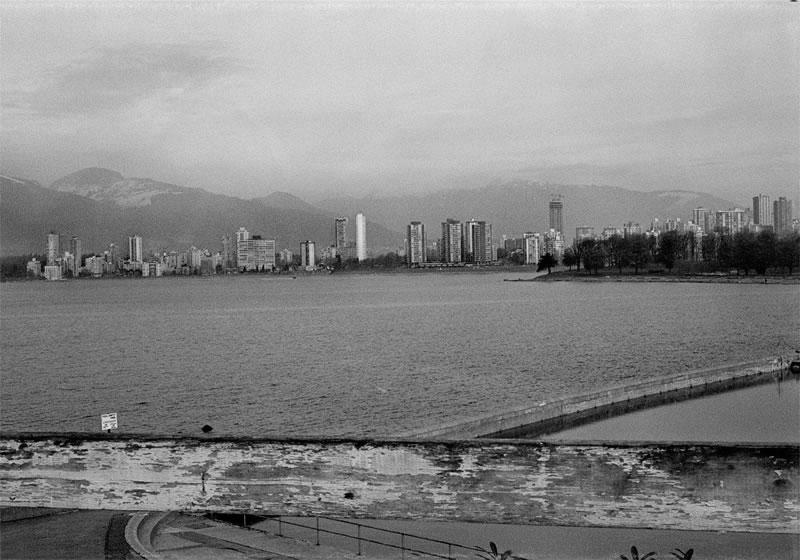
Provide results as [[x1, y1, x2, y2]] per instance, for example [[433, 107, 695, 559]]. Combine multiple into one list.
[[773, 197, 793, 234], [128, 235, 143, 262], [753, 194, 772, 227], [407, 221, 426, 267], [355, 212, 367, 261]]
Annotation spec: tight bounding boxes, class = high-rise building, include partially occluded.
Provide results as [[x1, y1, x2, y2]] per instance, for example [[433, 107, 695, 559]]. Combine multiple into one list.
[[523, 232, 542, 265], [441, 219, 463, 263], [301, 241, 316, 270], [464, 219, 492, 263], [753, 194, 772, 227], [549, 197, 564, 234], [47, 232, 61, 266], [692, 208, 710, 232], [69, 236, 82, 276], [623, 222, 642, 237], [128, 235, 143, 262], [774, 197, 793, 234], [355, 212, 367, 261], [335, 217, 348, 250], [407, 222, 426, 267], [221, 234, 235, 270], [236, 227, 250, 243]]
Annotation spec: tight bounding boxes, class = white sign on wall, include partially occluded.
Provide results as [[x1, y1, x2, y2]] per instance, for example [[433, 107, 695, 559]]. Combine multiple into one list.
[[101, 413, 118, 432]]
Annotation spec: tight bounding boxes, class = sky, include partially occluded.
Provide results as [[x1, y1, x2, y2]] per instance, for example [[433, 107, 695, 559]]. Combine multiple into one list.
[[1, 0, 798, 204]]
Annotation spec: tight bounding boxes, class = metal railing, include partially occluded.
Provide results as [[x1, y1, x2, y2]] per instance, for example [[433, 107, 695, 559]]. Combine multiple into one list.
[[254, 515, 480, 559]]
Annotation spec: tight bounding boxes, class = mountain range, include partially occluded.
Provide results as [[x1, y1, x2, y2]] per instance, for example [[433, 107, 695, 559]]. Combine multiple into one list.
[[1, 167, 738, 257]]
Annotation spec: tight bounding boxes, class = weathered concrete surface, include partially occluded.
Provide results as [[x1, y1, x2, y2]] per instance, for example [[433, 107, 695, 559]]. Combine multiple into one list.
[[402, 359, 791, 439], [1, 435, 797, 533]]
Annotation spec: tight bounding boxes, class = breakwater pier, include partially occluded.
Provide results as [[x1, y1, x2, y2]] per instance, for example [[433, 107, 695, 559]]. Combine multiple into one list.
[[402, 358, 793, 440]]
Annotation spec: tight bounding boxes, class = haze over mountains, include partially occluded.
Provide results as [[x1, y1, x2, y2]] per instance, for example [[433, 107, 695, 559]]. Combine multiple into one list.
[[1, 167, 737, 257]]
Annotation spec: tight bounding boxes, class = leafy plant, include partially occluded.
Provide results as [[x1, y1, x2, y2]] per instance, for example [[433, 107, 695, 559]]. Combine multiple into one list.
[[475, 541, 528, 560], [620, 545, 657, 560], [671, 548, 695, 559]]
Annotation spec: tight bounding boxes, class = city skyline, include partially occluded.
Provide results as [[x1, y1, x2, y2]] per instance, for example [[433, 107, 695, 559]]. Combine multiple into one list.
[[1, 2, 797, 204]]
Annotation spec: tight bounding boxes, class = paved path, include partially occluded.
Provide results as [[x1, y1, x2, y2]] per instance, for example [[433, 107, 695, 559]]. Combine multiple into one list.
[[0, 508, 129, 560]]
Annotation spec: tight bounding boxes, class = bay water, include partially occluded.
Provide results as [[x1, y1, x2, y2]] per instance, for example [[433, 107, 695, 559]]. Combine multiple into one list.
[[1, 273, 798, 438]]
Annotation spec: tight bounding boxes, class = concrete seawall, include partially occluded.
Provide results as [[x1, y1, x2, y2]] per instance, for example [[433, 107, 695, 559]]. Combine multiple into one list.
[[0, 435, 798, 533], [402, 358, 791, 440]]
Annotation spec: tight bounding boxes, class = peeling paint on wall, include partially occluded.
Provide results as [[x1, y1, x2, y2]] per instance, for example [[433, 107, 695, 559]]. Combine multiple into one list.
[[0, 435, 797, 533]]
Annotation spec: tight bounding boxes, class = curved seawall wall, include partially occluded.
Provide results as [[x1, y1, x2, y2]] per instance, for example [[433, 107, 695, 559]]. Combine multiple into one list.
[[0, 435, 798, 533], [402, 358, 791, 440]]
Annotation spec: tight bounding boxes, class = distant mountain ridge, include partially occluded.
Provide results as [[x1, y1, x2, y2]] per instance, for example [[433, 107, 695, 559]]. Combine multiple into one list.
[[0, 170, 403, 256], [2, 168, 740, 257], [49, 167, 201, 208]]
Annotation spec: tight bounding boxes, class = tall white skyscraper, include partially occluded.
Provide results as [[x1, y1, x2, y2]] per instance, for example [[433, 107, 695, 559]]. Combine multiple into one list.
[[46, 232, 61, 266], [355, 212, 367, 261]]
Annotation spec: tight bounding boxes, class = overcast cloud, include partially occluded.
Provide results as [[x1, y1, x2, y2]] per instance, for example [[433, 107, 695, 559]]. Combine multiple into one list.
[[1, 1, 797, 204]]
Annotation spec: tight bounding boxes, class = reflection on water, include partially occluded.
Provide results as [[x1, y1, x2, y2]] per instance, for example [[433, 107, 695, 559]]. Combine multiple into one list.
[[540, 378, 800, 443]]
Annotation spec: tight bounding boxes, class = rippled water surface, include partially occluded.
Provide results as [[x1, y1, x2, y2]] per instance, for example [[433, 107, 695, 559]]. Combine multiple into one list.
[[1, 274, 798, 437]]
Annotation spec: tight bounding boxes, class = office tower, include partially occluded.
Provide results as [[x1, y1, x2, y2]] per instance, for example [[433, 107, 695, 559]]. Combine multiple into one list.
[[335, 217, 348, 250], [774, 197, 793, 234], [692, 208, 709, 232], [753, 194, 772, 227], [549, 197, 564, 234], [301, 241, 316, 269], [69, 236, 82, 276], [47, 232, 61, 266], [441, 219, 463, 263], [128, 235, 143, 262], [355, 212, 367, 261], [407, 222, 426, 267], [523, 232, 542, 265]]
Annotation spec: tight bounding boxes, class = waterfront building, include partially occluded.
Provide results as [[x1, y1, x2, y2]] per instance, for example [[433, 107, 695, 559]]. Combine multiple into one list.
[[774, 197, 793, 234], [441, 219, 463, 263], [544, 229, 565, 260], [335, 217, 348, 250], [26, 258, 42, 277], [575, 226, 594, 242], [716, 208, 746, 235], [407, 221, 426, 267], [85, 256, 105, 277], [549, 197, 564, 234], [464, 219, 492, 263], [221, 234, 235, 270], [693, 208, 712, 234], [280, 249, 294, 265], [523, 232, 542, 265], [753, 194, 772, 227], [128, 235, 143, 262], [301, 241, 316, 270], [44, 265, 62, 281], [69, 237, 82, 276], [356, 212, 367, 261], [237, 236, 276, 271], [47, 232, 61, 266], [236, 227, 250, 243]]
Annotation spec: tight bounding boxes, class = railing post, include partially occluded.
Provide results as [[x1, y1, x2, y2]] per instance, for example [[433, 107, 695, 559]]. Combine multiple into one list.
[[316, 516, 320, 546], [448, 543, 452, 559], [357, 524, 361, 556], [278, 516, 282, 537], [401, 533, 405, 560]]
